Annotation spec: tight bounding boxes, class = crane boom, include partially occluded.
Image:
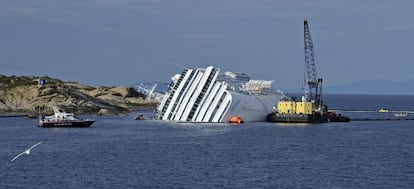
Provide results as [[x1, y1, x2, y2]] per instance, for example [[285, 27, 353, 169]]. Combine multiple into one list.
[[303, 19, 322, 106]]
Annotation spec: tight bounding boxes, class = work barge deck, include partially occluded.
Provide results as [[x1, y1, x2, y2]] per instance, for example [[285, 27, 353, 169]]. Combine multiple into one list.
[[267, 111, 350, 123]]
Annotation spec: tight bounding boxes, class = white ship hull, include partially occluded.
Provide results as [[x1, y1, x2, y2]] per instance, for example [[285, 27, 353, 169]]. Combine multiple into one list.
[[157, 66, 284, 123], [222, 92, 282, 122]]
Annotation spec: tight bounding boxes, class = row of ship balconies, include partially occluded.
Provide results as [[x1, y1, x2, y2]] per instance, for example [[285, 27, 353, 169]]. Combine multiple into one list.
[[159, 66, 227, 122]]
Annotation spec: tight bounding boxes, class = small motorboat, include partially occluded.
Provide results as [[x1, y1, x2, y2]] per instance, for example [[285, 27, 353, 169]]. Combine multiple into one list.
[[135, 113, 145, 120], [394, 112, 408, 118], [378, 108, 389, 113], [38, 107, 94, 127]]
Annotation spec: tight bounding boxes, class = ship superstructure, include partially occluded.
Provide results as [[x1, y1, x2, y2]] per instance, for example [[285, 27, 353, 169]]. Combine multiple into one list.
[[157, 66, 284, 123]]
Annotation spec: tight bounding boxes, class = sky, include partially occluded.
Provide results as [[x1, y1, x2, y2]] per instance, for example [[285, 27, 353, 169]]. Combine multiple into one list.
[[1, 0, 413, 91]]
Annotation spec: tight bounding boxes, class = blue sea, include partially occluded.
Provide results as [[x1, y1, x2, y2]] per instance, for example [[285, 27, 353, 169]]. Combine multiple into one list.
[[1, 94, 414, 188]]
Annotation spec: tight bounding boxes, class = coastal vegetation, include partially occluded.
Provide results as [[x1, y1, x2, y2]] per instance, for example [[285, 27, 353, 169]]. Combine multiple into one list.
[[0, 74, 157, 115]]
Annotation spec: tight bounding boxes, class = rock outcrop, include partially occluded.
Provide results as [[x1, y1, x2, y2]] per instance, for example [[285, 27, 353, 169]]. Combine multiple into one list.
[[0, 75, 158, 115]]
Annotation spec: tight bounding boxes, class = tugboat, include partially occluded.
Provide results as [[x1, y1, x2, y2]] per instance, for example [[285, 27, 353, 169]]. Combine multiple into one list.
[[38, 107, 94, 127], [326, 111, 351, 122]]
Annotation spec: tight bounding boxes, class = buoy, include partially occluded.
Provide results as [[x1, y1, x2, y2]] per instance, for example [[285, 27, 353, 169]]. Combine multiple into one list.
[[229, 116, 244, 124]]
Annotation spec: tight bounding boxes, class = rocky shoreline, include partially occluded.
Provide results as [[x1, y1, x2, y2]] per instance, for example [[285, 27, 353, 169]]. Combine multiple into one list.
[[0, 74, 158, 116]]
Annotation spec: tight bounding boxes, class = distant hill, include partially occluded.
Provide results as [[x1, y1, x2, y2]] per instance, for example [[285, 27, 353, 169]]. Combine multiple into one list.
[[324, 79, 414, 95], [283, 79, 414, 95]]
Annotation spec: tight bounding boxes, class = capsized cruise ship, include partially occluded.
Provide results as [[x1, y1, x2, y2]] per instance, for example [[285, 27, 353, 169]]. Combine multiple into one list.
[[157, 66, 285, 123]]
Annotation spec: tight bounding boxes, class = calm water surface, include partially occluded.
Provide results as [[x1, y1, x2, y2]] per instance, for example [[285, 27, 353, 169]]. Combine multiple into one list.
[[1, 95, 414, 188]]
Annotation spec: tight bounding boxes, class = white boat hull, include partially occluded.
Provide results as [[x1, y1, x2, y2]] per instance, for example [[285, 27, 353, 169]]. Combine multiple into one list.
[[222, 92, 282, 122]]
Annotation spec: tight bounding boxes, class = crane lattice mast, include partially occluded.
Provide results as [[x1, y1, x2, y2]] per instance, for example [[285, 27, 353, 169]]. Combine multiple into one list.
[[303, 19, 323, 106]]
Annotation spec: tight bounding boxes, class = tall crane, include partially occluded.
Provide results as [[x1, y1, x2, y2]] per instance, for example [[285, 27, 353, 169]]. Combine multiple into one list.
[[303, 19, 323, 107]]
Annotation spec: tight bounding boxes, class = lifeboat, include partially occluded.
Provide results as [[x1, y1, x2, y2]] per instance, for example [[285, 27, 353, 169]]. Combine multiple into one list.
[[229, 116, 244, 124]]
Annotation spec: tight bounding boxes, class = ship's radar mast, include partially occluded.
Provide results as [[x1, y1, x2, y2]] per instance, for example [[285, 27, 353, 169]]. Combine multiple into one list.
[[303, 19, 323, 106]]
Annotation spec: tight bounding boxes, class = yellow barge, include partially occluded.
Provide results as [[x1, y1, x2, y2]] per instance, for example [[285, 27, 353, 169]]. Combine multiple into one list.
[[266, 96, 350, 123]]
